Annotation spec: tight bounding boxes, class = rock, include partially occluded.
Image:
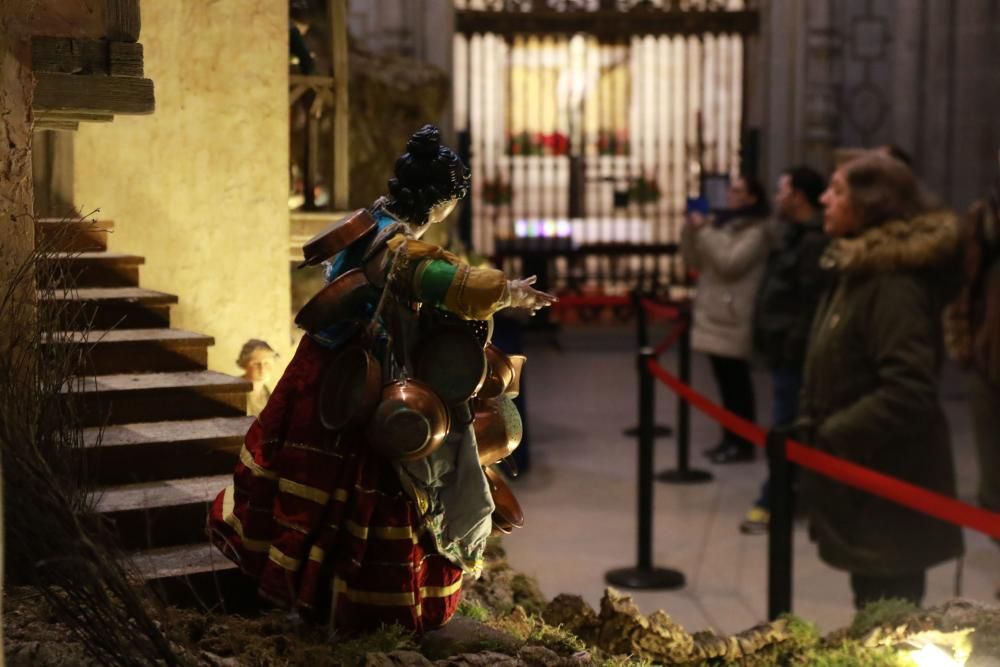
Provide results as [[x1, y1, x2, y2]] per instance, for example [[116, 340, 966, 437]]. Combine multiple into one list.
[[542, 594, 600, 643], [435, 651, 523, 666], [420, 616, 522, 661], [364, 650, 434, 666], [517, 645, 592, 666]]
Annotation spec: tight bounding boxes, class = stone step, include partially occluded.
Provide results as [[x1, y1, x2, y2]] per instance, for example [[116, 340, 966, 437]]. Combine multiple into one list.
[[95, 474, 229, 550], [46, 328, 214, 375], [82, 416, 252, 485], [36, 218, 113, 253], [65, 370, 250, 426], [128, 542, 255, 611], [39, 251, 145, 288], [39, 286, 177, 329]]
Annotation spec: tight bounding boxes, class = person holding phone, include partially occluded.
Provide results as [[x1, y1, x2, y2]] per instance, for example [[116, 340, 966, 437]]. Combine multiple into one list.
[[681, 175, 771, 463]]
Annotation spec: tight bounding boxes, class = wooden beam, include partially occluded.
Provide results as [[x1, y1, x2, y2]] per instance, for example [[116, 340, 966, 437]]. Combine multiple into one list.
[[105, 0, 141, 42], [34, 72, 154, 115], [455, 9, 760, 37], [28, 0, 106, 40], [32, 36, 143, 77], [331, 0, 350, 210], [35, 120, 80, 132], [37, 110, 114, 123]]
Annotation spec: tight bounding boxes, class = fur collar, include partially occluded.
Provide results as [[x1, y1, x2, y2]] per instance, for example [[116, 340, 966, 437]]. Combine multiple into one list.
[[822, 210, 959, 274]]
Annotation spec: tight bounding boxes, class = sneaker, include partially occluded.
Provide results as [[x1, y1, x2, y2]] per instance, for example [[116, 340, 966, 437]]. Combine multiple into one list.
[[740, 507, 770, 535]]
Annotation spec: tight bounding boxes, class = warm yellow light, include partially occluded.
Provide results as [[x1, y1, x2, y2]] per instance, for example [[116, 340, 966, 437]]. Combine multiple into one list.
[[908, 642, 964, 667]]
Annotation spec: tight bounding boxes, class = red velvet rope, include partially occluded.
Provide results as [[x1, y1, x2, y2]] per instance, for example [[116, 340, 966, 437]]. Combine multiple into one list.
[[645, 357, 1000, 540], [552, 295, 631, 308], [639, 297, 682, 322], [653, 320, 688, 357]]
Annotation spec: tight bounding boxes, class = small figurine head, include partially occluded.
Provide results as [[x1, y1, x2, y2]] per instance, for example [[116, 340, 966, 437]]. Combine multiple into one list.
[[385, 124, 471, 227], [236, 339, 277, 385]]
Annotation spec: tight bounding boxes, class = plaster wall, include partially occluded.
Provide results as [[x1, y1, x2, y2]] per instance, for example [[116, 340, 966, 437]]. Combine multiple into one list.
[[74, 0, 291, 375], [1, 2, 37, 332]]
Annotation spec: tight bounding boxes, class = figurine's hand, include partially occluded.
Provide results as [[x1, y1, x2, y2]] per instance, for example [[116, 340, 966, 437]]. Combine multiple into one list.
[[508, 275, 558, 314]]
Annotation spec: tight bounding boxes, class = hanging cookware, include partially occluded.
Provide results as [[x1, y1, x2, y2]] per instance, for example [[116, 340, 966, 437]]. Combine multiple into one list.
[[295, 268, 378, 334], [484, 465, 524, 529], [474, 395, 523, 466], [413, 325, 487, 405], [317, 344, 382, 432], [366, 378, 450, 462], [505, 355, 526, 398], [420, 307, 493, 348], [490, 513, 514, 536], [298, 208, 377, 269]]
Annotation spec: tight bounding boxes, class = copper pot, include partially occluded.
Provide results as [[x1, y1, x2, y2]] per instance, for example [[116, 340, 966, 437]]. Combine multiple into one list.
[[484, 466, 524, 529], [317, 345, 381, 431], [295, 268, 378, 334], [366, 378, 450, 462], [414, 325, 487, 405], [299, 208, 377, 268], [479, 345, 527, 400], [474, 395, 523, 466]]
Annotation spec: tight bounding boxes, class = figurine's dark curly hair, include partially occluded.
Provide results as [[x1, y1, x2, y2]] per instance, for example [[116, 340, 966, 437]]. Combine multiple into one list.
[[383, 125, 471, 225]]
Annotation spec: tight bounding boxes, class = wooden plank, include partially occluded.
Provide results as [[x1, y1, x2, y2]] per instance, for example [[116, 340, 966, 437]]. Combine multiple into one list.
[[94, 474, 229, 513], [105, 0, 141, 42], [33, 37, 143, 77], [28, 0, 106, 41], [67, 370, 250, 394], [108, 41, 143, 76], [85, 416, 253, 449], [40, 286, 178, 305], [38, 110, 114, 123], [34, 71, 154, 115], [35, 120, 79, 132], [331, 0, 350, 210]]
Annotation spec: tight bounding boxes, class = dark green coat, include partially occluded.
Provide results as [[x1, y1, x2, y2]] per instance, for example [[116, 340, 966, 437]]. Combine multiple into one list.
[[800, 211, 965, 576]]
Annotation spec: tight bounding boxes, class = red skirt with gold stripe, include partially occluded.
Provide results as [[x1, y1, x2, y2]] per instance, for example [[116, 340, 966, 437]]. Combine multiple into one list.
[[207, 335, 463, 633]]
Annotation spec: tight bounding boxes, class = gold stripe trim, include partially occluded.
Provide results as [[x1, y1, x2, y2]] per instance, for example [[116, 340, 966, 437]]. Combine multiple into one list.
[[220, 485, 270, 553], [268, 545, 301, 571], [421, 580, 462, 598], [334, 488, 348, 503], [278, 478, 330, 504], [333, 577, 416, 607], [344, 520, 415, 541], [239, 446, 278, 480], [308, 545, 325, 563]]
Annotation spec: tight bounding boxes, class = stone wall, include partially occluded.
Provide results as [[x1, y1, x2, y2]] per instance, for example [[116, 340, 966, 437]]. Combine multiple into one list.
[[74, 0, 291, 374], [751, 0, 1000, 211], [1, 1, 37, 338]]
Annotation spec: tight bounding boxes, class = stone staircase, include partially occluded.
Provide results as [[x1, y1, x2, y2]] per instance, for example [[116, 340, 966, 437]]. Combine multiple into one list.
[[39, 218, 254, 604]]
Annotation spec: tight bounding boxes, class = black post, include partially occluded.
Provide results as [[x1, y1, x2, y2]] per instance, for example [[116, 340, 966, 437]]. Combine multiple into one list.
[[605, 348, 685, 590], [624, 291, 671, 438], [657, 313, 713, 484], [767, 429, 794, 619]]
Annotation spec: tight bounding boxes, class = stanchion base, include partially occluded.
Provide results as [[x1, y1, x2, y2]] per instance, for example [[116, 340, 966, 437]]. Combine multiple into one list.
[[605, 566, 686, 590], [656, 468, 714, 485], [622, 424, 674, 438]]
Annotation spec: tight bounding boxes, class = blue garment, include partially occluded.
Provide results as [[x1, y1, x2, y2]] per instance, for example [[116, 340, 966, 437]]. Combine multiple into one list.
[[755, 366, 803, 510], [309, 212, 395, 350]]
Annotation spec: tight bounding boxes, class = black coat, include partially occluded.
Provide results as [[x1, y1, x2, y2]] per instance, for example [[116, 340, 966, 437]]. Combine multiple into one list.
[[753, 216, 831, 370], [800, 211, 965, 575]]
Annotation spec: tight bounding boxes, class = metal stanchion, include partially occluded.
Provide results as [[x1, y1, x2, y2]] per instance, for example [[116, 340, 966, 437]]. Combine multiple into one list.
[[657, 315, 713, 484], [767, 428, 794, 619], [606, 348, 685, 590], [623, 291, 672, 439]]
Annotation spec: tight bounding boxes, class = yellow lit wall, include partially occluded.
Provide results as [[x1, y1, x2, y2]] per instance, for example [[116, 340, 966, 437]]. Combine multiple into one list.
[[74, 0, 291, 375]]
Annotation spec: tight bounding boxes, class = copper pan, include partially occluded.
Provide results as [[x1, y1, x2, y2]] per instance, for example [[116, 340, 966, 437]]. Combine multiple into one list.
[[298, 208, 377, 268], [474, 396, 523, 466], [505, 355, 526, 398], [295, 268, 378, 334], [414, 325, 487, 405], [366, 378, 450, 462], [490, 513, 515, 536], [478, 344, 515, 400], [317, 345, 381, 431], [484, 466, 524, 528]]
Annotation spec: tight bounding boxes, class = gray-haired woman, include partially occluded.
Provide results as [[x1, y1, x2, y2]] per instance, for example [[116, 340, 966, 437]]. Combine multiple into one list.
[[801, 153, 964, 608]]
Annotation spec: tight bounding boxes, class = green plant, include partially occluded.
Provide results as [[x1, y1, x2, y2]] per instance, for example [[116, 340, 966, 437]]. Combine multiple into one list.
[[457, 598, 492, 623], [850, 599, 920, 639]]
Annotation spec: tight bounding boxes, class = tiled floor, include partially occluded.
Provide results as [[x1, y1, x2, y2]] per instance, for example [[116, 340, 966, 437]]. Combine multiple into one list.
[[501, 323, 999, 636]]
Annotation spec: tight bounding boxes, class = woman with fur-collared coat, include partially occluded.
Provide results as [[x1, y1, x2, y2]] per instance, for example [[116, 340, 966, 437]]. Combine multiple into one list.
[[801, 154, 964, 608]]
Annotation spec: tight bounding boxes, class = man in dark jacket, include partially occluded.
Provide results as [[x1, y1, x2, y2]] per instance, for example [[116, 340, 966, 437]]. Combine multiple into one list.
[[740, 166, 830, 534]]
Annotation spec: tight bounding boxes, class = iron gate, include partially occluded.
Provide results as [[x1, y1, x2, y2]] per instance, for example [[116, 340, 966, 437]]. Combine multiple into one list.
[[453, 0, 759, 294]]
